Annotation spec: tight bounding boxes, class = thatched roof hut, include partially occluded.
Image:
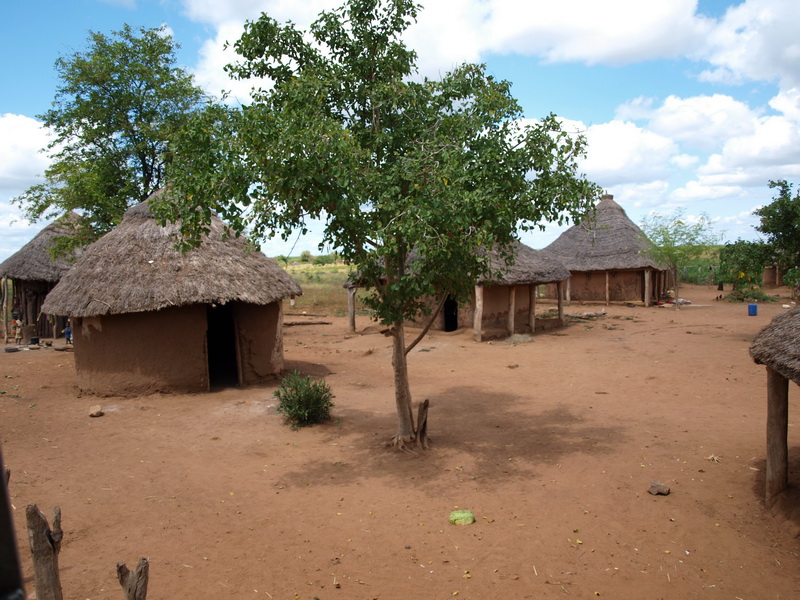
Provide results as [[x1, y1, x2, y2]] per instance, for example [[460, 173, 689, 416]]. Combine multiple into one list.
[[43, 196, 302, 396], [345, 240, 571, 341], [750, 307, 800, 504], [545, 194, 668, 305], [0, 212, 82, 340]]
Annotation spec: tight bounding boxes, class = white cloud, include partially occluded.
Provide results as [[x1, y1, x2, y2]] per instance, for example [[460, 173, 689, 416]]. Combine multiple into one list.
[[769, 87, 800, 122], [699, 0, 800, 89], [0, 114, 51, 192], [618, 94, 758, 151]]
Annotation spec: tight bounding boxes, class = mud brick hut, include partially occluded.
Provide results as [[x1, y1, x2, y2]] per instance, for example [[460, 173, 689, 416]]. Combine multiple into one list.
[[0, 212, 81, 342], [42, 198, 302, 396], [544, 194, 669, 306], [750, 307, 800, 505], [345, 241, 570, 341]]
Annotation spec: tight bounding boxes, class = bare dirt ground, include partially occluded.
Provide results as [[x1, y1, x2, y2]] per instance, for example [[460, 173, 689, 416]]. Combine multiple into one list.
[[3, 283, 800, 600]]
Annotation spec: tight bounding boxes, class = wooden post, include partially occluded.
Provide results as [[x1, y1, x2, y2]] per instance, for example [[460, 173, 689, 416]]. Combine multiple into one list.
[[473, 285, 483, 342], [2, 276, 7, 343], [605, 271, 610, 305], [346, 287, 357, 333], [26, 504, 63, 600], [0, 448, 25, 600], [118, 557, 150, 600], [644, 269, 651, 307], [507, 285, 516, 336], [528, 284, 536, 334], [565, 277, 571, 302], [557, 281, 565, 326], [766, 367, 790, 505]]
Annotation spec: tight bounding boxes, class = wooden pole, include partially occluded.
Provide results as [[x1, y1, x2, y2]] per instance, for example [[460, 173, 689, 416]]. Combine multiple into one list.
[[644, 269, 651, 307], [565, 277, 571, 302], [528, 284, 536, 334], [473, 285, 483, 342], [766, 367, 790, 505], [346, 287, 357, 334], [507, 285, 516, 336], [117, 557, 150, 600], [0, 447, 25, 600], [557, 281, 565, 326], [605, 271, 610, 305], [1, 277, 7, 343], [26, 504, 63, 600]]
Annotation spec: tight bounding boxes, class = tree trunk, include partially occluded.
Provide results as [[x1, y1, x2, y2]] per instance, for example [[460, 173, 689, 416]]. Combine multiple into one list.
[[391, 322, 416, 446], [26, 504, 63, 600], [117, 558, 150, 600]]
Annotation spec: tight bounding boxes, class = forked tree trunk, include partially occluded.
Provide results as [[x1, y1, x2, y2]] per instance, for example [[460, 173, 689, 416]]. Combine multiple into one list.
[[117, 557, 150, 600], [26, 504, 63, 600], [391, 322, 416, 445]]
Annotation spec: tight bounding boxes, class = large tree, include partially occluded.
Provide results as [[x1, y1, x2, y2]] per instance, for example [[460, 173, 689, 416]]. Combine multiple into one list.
[[14, 24, 210, 253], [640, 209, 720, 305], [754, 180, 800, 270], [156, 0, 598, 448]]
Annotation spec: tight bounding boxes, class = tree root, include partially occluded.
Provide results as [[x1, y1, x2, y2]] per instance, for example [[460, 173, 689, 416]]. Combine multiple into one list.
[[387, 399, 431, 453]]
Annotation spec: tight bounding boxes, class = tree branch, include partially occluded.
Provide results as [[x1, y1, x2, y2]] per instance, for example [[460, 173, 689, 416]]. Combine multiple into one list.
[[404, 291, 448, 356]]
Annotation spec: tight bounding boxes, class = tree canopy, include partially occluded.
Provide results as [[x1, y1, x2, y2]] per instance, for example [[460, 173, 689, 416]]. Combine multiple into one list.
[[14, 24, 211, 254], [156, 0, 599, 446], [754, 180, 800, 270], [640, 209, 720, 303]]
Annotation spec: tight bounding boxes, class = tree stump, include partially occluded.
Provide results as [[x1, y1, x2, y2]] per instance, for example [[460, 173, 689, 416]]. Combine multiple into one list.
[[117, 557, 149, 600], [26, 504, 63, 600]]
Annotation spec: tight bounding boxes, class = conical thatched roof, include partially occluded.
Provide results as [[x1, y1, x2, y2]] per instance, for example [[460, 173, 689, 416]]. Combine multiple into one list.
[[42, 197, 302, 318], [545, 195, 665, 271], [0, 212, 82, 282], [750, 307, 800, 385], [483, 241, 569, 285], [344, 240, 569, 289]]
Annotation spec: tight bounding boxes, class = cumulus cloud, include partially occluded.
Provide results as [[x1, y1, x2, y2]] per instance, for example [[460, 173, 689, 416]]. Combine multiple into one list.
[[0, 114, 51, 192]]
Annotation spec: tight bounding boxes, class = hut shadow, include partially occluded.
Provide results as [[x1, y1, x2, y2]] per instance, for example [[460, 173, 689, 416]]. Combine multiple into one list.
[[279, 385, 626, 492], [282, 360, 333, 378], [750, 449, 800, 537]]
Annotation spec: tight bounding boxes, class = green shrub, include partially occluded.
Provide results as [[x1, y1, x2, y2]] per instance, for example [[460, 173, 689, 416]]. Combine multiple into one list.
[[274, 371, 334, 427], [724, 287, 778, 303]]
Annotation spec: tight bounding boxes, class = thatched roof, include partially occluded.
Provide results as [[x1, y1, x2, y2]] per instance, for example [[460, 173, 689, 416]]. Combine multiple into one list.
[[483, 241, 569, 285], [0, 212, 82, 282], [545, 195, 666, 271], [750, 307, 800, 385], [42, 198, 302, 318], [344, 240, 569, 288]]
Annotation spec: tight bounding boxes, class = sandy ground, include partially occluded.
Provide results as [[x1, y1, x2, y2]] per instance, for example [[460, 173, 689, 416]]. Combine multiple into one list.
[[3, 283, 800, 600]]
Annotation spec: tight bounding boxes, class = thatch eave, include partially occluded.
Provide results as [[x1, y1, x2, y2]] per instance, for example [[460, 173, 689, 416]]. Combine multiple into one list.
[[750, 306, 800, 385]]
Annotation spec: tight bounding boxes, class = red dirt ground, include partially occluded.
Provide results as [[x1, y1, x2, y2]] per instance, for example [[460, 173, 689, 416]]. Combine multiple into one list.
[[3, 283, 800, 600]]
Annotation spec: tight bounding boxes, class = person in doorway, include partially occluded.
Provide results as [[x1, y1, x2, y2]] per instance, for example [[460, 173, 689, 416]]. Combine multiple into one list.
[[12, 319, 23, 345]]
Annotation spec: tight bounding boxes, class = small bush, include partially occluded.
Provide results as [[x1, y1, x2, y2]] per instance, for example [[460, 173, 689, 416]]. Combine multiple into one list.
[[724, 288, 778, 303], [274, 371, 334, 427]]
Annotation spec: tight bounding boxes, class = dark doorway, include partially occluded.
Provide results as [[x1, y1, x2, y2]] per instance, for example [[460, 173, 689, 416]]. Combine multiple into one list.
[[207, 303, 239, 388], [443, 295, 458, 332]]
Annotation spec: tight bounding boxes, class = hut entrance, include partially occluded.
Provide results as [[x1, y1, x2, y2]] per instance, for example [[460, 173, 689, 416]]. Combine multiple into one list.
[[207, 303, 239, 388], [443, 296, 458, 332]]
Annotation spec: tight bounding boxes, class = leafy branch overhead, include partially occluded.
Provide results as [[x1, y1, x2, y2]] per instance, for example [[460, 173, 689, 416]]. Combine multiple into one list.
[[156, 0, 599, 446]]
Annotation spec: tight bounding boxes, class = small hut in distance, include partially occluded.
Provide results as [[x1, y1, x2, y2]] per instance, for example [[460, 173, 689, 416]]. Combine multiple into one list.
[[42, 196, 302, 396], [0, 212, 82, 341], [544, 194, 669, 306], [345, 241, 570, 341]]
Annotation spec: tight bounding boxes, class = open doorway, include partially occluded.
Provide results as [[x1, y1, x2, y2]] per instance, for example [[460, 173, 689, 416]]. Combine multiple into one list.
[[206, 303, 239, 388], [443, 295, 458, 332]]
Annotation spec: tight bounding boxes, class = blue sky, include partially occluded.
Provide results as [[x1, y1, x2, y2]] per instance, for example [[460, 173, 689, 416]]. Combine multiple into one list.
[[2, 0, 800, 262]]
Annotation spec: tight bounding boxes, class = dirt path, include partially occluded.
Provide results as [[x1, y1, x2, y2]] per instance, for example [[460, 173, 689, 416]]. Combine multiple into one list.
[[3, 284, 800, 599]]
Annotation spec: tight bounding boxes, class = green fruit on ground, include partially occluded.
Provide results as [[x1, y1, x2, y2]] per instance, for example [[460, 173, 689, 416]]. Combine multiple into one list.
[[449, 510, 475, 525]]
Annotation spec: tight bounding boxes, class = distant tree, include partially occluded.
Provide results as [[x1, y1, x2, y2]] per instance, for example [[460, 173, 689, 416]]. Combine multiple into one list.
[[754, 180, 800, 270], [14, 24, 211, 254], [640, 209, 720, 306], [299, 250, 313, 263], [156, 0, 598, 448], [718, 239, 771, 294]]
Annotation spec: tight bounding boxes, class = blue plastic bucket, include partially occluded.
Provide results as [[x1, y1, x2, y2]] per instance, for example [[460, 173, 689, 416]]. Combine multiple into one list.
[[748, 303, 758, 316]]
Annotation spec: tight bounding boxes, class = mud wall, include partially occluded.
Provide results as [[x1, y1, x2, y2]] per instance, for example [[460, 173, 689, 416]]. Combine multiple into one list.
[[234, 301, 284, 384], [73, 305, 208, 396]]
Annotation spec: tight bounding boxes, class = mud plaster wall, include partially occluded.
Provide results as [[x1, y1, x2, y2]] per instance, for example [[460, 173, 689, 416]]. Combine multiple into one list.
[[73, 305, 208, 396], [565, 270, 644, 302], [234, 301, 283, 384]]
